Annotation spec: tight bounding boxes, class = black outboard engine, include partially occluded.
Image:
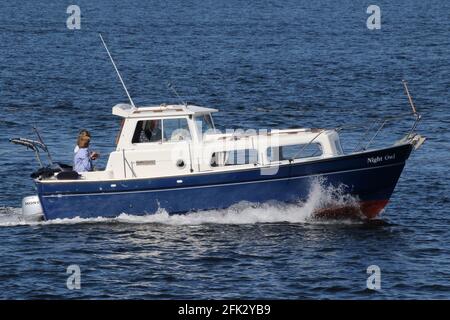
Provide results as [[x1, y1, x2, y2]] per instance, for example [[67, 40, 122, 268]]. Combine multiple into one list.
[[30, 163, 79, 180]]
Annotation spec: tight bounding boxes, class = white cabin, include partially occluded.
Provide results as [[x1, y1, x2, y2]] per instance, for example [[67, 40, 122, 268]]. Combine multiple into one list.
[[79, 103, 344, 181]]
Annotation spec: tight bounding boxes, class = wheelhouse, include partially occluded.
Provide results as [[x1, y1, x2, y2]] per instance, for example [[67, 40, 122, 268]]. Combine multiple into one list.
[[100, 103, 345, 180]]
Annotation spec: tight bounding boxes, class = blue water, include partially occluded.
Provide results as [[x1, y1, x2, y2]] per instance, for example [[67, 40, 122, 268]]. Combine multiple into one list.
[[0, 0, 449, 299]]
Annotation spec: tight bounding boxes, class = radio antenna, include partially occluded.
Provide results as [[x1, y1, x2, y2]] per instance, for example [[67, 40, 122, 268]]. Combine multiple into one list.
[[99, 33, 136, 109], [402, 80, 422, 137], [402, 79, 417, 115], [166, 81, 187, 106]]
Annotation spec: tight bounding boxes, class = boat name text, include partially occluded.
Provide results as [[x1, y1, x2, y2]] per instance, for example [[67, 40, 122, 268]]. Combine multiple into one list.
[[367, 153, 396, 164]]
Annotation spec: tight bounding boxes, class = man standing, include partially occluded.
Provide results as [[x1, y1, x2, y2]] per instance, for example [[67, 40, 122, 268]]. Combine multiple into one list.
[[73, 132, 99, 173]]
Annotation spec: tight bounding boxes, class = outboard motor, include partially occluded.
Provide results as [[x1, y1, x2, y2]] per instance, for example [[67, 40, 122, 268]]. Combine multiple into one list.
[[22, 195, 44, 220]]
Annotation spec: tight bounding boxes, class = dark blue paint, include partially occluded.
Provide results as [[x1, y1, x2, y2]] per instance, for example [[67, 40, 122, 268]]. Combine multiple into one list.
[[38, 144, 411, 220]]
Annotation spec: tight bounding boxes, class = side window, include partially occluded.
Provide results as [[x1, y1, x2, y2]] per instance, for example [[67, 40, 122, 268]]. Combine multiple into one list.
[[268, 144, 322, 161], [211, 149, 258, 167], [132, 120, 162, 143], [163, 118, 191, 142]]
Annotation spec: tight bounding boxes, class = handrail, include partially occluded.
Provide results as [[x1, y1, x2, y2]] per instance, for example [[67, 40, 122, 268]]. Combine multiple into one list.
[[364, 119, 388, 151], [337, 112, 420, 153], [10, 138, 44, 167], [122, 149, 137, 178], [288, 129, 325, 162], [351, 119, 381, 152]]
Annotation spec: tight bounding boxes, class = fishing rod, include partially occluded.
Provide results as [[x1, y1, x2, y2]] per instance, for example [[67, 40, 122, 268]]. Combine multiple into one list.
[[33, 126, 53, 165]]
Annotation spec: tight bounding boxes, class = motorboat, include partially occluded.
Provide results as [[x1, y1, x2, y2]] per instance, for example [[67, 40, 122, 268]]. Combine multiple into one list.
[[13, 36, 426, 221]]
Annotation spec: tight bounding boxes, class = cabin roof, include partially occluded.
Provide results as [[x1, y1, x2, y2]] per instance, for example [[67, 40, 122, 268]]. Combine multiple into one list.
[[112, 103, 218, 118]]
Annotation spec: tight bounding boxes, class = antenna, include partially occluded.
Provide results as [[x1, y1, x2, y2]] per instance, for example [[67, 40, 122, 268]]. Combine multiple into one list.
[[402, 79, 417, 115], [402, 80, 422, 138], [99, 33, 136, 109], [166, 81, 187, 106]]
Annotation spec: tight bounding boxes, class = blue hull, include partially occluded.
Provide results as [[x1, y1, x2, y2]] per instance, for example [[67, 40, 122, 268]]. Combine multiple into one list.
[[36, 144, 413, 220]]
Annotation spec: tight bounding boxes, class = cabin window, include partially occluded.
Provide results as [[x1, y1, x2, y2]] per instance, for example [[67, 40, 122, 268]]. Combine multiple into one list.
[[211, 149, 258, 167], [163, 118, 191, 142], [268, 144, 323, 161], [132, 120, 162, 143], [195, 114, 215, 135]]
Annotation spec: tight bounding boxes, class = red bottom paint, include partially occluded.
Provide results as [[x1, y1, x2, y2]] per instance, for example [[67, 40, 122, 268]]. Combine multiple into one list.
[[313, 200, 389, 220], [359, 200, 389, 219]]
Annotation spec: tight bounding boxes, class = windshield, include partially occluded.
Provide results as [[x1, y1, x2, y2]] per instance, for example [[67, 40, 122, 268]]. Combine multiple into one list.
[[115, 119, 125, 145], [195, 114, 215, 135]]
